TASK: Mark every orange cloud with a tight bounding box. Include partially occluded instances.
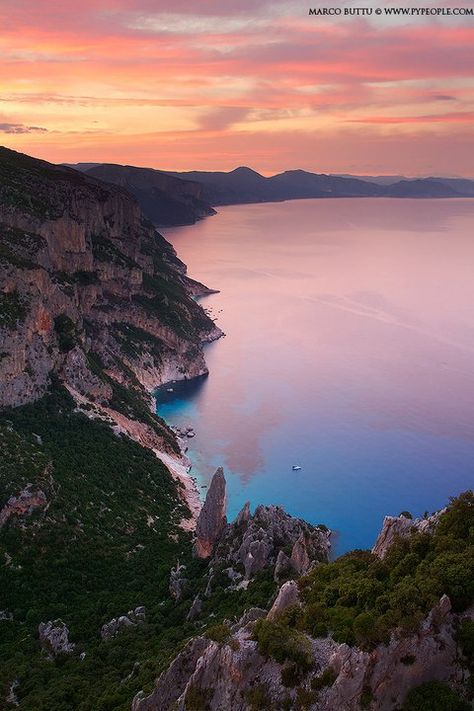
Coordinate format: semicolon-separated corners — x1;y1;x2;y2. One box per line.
0;1;473;175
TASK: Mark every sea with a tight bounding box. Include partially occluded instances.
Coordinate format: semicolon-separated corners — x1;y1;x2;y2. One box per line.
156;197;474;554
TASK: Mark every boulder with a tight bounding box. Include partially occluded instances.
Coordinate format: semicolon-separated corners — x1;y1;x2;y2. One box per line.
38;619;75;658
290;531;311;576
267;580;300;620
274;549;292;581
186;595;202;622
100;606;146;640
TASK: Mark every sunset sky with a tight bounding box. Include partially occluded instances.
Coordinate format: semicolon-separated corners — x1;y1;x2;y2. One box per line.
1;0;473;175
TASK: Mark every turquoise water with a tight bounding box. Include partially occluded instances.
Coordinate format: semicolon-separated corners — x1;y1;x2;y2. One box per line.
157;198;474;553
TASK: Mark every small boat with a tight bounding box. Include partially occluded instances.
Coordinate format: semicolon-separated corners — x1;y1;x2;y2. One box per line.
167;387;174;392
292;465;302;471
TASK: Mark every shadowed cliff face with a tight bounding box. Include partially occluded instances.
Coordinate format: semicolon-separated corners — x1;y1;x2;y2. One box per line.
0;146;221;451
79;163;217;227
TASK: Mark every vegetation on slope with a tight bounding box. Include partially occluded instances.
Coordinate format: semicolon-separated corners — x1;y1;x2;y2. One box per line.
0;386;278;710
255;493;474;668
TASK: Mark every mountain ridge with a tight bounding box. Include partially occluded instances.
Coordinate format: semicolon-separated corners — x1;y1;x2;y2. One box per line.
68;162;474;213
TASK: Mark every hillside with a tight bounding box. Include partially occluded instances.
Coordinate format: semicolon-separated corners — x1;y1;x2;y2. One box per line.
67;163;474;220
70;163;216;226
0;146;222;706
163;167;474;205
134;488;474;711
0;147;472;711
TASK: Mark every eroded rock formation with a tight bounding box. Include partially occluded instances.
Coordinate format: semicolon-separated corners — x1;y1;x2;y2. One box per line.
372;509;444;559
0;486;47;529
38;619;75;659
0;147;221;460
132;594;471;711
193;467;227;558
208;500;331;587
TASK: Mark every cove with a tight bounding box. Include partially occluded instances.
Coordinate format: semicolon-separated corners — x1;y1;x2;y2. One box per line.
156;197;474;553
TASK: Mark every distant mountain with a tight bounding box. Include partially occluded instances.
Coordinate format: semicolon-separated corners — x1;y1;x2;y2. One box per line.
333;174;409;185
334;174;474;193
69;163;474;217
164;167;474;204
68;163;216;226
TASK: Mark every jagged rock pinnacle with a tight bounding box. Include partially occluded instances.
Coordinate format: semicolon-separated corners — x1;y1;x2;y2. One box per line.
193;467;227;559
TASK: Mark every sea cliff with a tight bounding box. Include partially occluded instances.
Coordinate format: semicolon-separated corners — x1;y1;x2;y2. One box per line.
0;148;472;711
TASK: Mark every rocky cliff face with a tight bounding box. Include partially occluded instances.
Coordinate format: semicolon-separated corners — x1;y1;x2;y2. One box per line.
80;163;216;227
133;593;471;711
191;469;331;595
135;498;473;711
0;147;221;457
371;510;444;559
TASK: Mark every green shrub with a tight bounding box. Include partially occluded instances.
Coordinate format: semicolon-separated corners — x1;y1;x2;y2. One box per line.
457;621;474;668
245;683;271;710
360;684;374;708
402;681;470;711
54;313;78;352
310;666;337;691
204;623;232;644
298;492;474;650
0;290;28;328
253;619;313;672
184;684;212;711
295;685;318;709
281;661;304;688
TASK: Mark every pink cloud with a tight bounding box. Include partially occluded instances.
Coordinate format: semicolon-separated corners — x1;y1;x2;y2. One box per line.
0;1;472;174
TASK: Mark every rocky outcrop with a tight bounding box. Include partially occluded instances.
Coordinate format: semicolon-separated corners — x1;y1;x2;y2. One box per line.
79;163;217;227
132;595;472;711
193;467;227;559
372;509;444;559
132;637;210;711
169;562;188;602
319;594;466;711
0;486;47;529
38;619;75;659
101;606;146;640
208;501;331;587
267;580;300;620
186;595;202;622
0;148;221;457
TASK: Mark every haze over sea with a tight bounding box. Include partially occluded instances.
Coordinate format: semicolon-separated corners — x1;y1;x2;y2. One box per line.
157;198;474;553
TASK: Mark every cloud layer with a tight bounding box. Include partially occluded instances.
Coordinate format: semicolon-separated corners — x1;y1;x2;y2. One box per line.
0;0;473;174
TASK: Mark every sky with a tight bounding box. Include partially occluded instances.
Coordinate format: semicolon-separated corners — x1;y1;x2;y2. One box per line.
0;0;473;175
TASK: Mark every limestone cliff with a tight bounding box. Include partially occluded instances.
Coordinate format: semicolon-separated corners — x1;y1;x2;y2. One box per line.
133;594;472;711
371;509;444;559
0;147;222;457
134;496;473;711
80;163;217;227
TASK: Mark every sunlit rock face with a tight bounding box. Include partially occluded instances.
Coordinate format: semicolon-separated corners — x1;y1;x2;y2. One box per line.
0;147;221;445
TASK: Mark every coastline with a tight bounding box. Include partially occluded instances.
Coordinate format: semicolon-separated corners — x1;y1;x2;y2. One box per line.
153;449;202;531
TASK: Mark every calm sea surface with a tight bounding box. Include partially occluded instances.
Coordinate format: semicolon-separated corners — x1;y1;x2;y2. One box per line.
158;198;474;553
